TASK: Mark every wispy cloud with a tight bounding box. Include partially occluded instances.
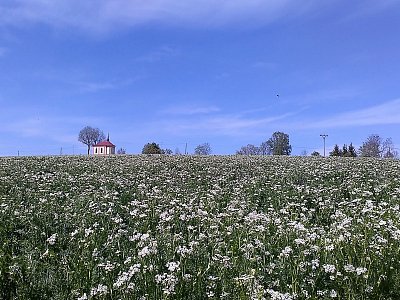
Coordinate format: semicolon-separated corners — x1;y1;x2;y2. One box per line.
0;113;104;143
161;105;220;115
0;0;324;33
136;46;179;63
158;110;296;137
308;98;400;128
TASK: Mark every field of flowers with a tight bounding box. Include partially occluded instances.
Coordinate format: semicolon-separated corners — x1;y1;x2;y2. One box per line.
1;155;400;299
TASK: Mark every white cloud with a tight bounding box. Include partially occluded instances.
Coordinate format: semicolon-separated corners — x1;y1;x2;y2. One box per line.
0;0;321;33
309;98;400;128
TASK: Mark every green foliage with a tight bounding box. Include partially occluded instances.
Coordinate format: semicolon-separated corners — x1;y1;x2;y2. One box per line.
330;143;357;157
266;131;292;155
348;143;357;157
142;142;163;154
330;144;342;157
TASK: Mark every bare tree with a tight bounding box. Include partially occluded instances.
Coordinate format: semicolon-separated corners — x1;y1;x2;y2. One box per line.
236;144;260;155
259;141;269;155
382;137;398;158
359;134;382;157
117;148;126;155
163;148;173;155
78;126;105;155
300;150;308;156
194;143;212;155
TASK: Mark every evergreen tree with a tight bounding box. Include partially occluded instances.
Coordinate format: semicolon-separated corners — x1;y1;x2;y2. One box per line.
348;143;357;157
342;144;349;157
329;144;342;157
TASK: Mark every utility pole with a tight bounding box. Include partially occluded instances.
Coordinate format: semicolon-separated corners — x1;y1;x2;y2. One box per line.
184;143;188;155
320;134;328;157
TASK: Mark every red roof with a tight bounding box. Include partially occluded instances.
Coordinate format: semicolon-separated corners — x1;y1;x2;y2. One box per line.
94;140;115;147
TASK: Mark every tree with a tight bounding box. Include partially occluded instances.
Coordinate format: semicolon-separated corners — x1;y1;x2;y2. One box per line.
382;138;398;158
311;151;321;156
194;143;212;155
163;148;173;155
142;142;163;154
236;144;260;155
300;150;308;156
266;131;292;155
117;148;126;155
342;144;348;157
259;141;269;155
348;143;357;157
359;134;382;157
78;126;105;156
329;144;342;157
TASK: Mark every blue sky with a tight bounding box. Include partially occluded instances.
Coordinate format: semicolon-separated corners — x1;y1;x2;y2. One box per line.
1;0;400;156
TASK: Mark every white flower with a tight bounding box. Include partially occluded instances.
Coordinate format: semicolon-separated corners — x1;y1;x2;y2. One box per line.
330;289;337;298
266;289;295;300
323;264;336;274
90;284;108;297
138;246;150;257
84;228;94;237
46;233;57;245
280;246;293;257
166;261;180;272
77;293;87;300
311;259;319;270
356;267;368;276
325;244;334;251
344;264;355;273
294;238;306;245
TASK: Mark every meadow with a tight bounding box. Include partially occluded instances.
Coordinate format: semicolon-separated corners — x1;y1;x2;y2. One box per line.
1;155;400;299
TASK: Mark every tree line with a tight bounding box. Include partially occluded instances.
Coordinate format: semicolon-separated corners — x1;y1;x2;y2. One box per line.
78;126;397;158
328;134;397;158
